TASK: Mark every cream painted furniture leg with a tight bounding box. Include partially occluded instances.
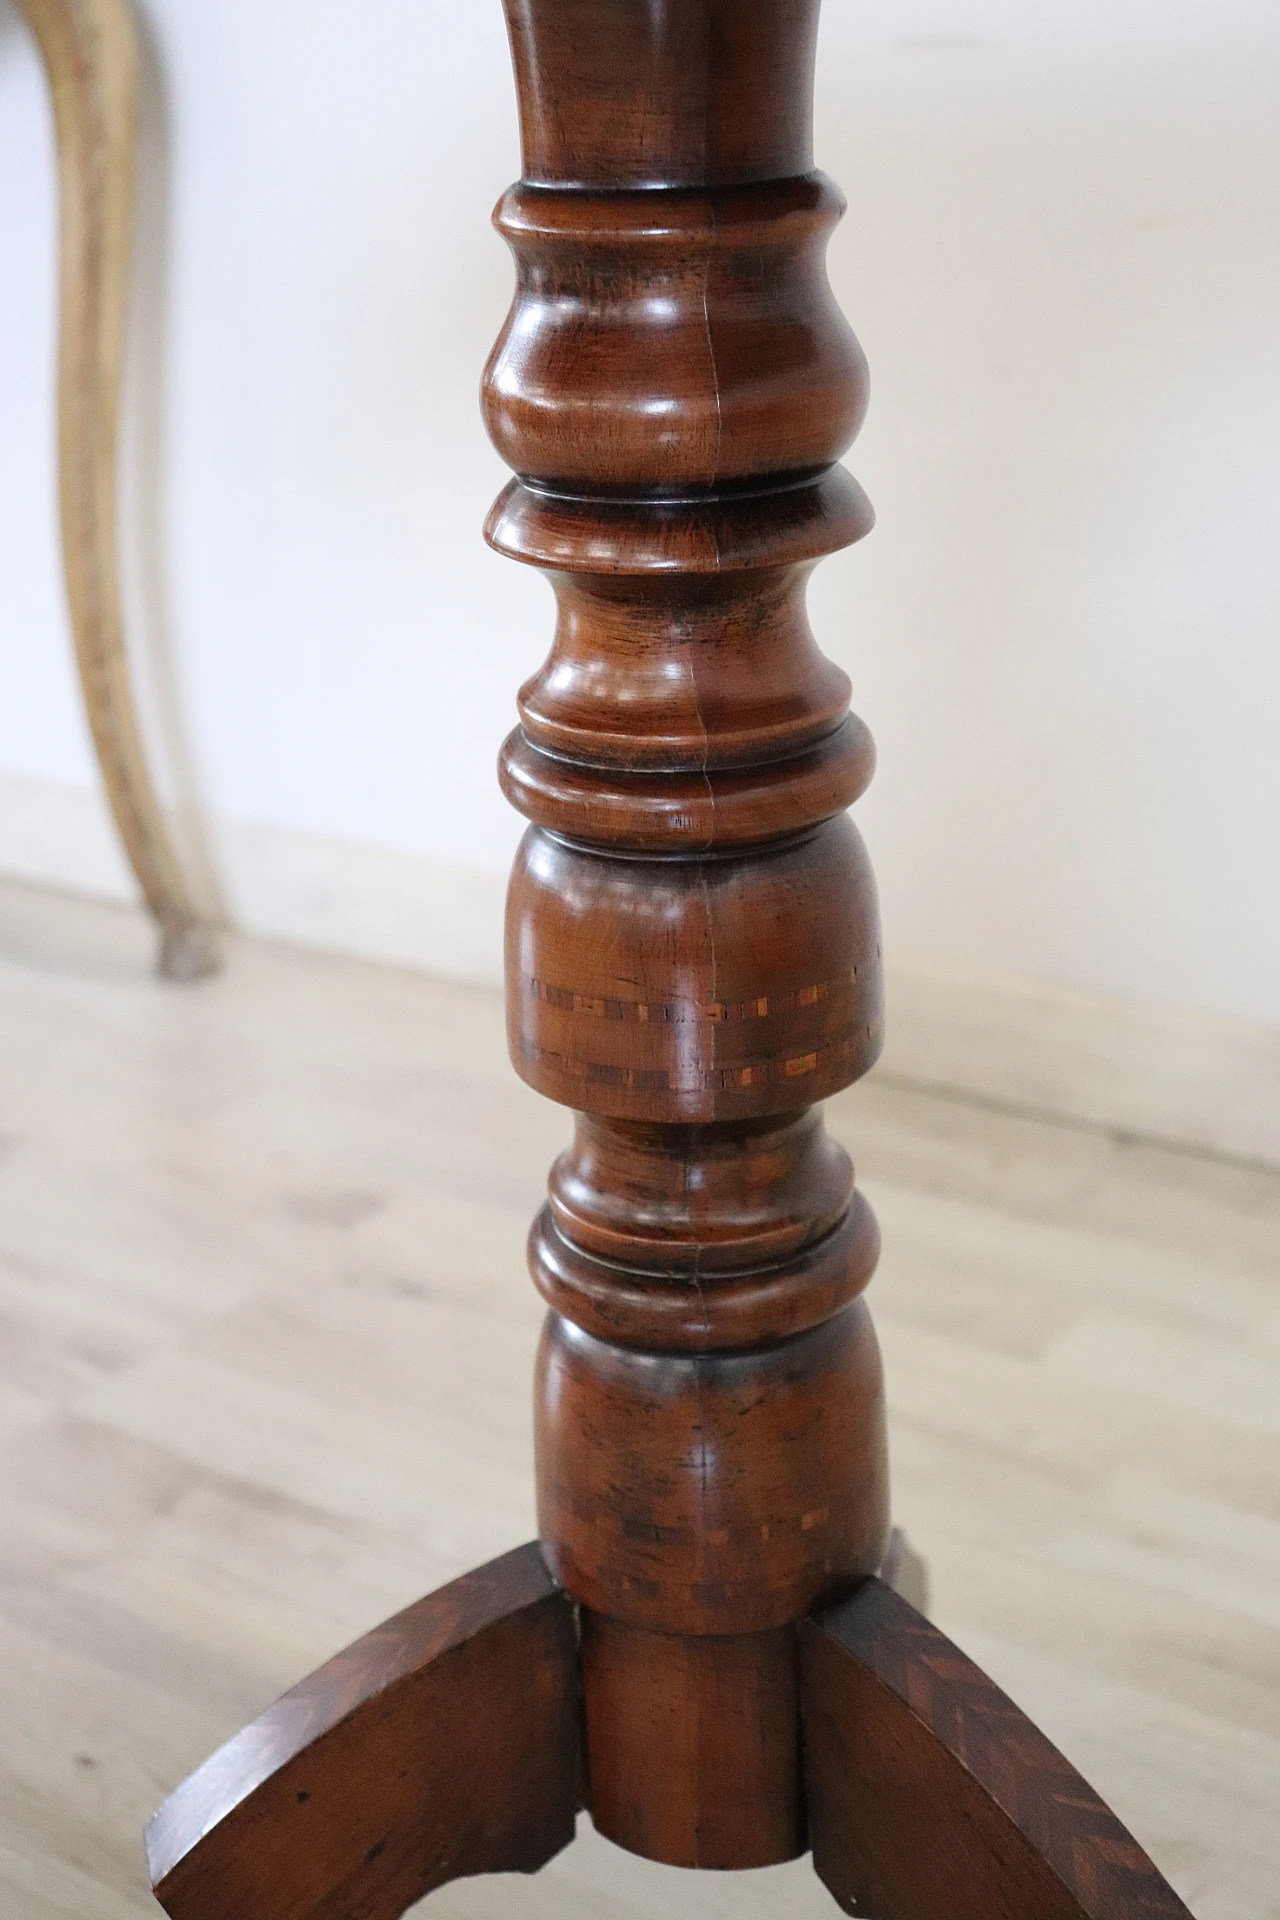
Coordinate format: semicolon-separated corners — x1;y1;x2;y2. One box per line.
17;0;218;979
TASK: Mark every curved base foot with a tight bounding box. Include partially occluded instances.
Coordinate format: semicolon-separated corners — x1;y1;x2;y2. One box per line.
145;1543;578;1920
802;1577;1194;1920
146;1548;1194;1919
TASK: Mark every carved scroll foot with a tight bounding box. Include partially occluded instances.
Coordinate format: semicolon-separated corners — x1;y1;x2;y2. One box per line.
802;1577;1194;1920
18;0;220;980
144;1543;579;1920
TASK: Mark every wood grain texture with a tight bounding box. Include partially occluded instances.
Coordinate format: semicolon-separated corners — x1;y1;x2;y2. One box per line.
498;712;876;853
506;819;884;1125
10;0;1209;1901
535;1300;889;1637
484;0;894;1864
547;1111;859;1275
501;0;823;191
529;1187;880;1353
580;1615;804;1869
483;174;866;494
16;0;217;979
0;879;1267;1918
802;1577;1195;1920
145;1544;579;1920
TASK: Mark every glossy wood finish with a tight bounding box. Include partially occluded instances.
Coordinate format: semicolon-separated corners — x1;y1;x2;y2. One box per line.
485;175;866;495
502;0;822;190
145;1544;578;1920
16;0;218;980
507;819;883;1124
535;1301;888;1638
547;1109;860;1274
486;0;891;1865
530;1179;881;1352
133;0;1201;1906
803;1578;1194;1920
580;1616;803;1870
6;882;1260;1917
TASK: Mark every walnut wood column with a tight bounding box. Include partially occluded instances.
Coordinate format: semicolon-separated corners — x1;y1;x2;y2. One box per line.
485;0;889;1868
141;14;1200;1912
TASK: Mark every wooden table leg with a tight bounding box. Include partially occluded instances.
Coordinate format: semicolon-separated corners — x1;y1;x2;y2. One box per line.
142;4;1199;1911
803;1578;1193;1920
18;0;218;979
145;1545;579;1920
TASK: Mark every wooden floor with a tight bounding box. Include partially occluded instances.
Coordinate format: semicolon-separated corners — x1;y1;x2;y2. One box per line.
1;878;1276;1920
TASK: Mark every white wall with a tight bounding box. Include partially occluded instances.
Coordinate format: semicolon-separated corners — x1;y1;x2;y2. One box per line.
2;0;1278;1026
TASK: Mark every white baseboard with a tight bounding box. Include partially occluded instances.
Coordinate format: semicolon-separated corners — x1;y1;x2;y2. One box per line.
2;770;1276;1167
0;770;138;905
0;770;506;987
877;964;1279;1170
218;812;506;989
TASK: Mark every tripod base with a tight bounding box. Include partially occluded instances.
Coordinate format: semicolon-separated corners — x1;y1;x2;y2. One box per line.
145;1546;578;1920
145;1542;1191;1920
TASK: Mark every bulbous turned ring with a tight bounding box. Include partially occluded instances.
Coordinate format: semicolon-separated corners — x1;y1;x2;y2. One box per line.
528;1190;881;1352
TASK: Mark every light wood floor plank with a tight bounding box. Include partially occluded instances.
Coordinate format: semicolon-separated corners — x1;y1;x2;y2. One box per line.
0;879;1275;1917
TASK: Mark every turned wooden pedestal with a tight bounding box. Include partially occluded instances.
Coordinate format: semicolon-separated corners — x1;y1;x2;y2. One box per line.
143;5;1195;1915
